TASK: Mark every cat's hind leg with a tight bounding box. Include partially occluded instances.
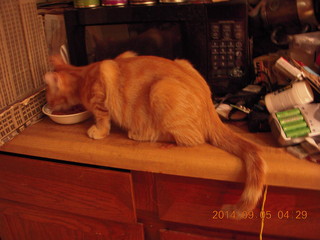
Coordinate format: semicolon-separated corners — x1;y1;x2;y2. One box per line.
169;128;205;146
150;78;206;146
128;129;174;144
127;129;162;142
128;130;151;141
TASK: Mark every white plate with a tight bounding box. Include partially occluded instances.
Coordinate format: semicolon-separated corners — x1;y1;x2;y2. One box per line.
42;104;92;124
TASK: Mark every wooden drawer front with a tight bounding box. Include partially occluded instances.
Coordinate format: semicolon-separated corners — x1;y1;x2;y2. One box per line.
156;174;320;240
156;174;262;234
0;199;144;240
0;154;136;224
160;229;230;240
262;186;320;240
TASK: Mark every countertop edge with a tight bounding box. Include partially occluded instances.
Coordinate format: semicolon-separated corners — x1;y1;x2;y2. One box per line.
1;118;320;191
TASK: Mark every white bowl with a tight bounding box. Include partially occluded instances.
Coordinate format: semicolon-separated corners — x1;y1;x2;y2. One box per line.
42;104;92;124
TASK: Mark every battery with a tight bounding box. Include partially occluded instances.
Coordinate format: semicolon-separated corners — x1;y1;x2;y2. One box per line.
276;108;301;120
74;0;100;8
279;115;304;125
285;127;311;138
282;120;307;132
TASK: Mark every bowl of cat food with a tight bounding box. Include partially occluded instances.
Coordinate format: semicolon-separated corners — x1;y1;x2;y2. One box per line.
42;104;92;124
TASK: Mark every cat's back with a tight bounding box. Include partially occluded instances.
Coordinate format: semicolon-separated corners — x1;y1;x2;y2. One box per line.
114;55;209;90
115;54;177;72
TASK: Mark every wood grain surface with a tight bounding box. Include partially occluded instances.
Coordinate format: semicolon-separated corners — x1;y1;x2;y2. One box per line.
0;154;136;224
1;117;320;191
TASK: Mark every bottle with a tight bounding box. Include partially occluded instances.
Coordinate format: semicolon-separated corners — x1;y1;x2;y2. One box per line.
74;0;100;8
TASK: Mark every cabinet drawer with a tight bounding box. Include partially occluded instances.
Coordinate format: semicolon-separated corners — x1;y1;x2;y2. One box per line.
0;154;136;224
155;174;262;234
156;174;320;239
262;186;320;239
0;199;144;240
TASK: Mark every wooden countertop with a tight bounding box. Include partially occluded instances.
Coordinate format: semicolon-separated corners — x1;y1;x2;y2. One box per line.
1;117;320;191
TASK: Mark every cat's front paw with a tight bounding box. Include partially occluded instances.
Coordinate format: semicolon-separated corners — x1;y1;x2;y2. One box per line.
87;125;108;139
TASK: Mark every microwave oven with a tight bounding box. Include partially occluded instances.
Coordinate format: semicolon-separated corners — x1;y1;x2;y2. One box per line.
64;0;251;96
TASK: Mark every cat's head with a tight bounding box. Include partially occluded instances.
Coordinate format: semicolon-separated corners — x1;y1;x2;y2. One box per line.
44;56;80;111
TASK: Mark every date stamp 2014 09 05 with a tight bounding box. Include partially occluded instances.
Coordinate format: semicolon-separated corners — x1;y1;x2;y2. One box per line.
212;210;308;220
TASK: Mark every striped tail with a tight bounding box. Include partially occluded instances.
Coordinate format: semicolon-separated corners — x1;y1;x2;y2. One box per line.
209;118;266;218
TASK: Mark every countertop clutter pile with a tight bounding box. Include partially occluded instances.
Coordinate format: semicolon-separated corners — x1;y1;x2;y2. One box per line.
217;31;320;163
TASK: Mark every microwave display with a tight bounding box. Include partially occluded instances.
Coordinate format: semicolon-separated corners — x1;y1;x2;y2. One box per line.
64;0;250;96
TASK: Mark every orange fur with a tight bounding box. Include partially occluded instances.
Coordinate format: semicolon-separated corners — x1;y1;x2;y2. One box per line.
44;52;266;217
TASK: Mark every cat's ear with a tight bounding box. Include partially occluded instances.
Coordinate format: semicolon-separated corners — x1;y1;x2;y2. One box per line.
44;72;62;91
49;55;65;69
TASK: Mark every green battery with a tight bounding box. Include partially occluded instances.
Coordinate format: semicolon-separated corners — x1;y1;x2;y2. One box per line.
282;120;307;132
279;115;304;125
276;108;301;119
285;127;311;138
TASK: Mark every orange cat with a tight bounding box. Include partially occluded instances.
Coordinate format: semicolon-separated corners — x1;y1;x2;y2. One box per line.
44;51;266;217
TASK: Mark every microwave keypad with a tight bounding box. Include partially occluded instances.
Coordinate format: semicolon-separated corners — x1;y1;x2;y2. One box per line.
210;21;245;78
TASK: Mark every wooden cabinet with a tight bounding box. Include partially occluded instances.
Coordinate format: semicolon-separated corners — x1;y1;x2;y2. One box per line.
133;172;320;240
0;154;143;240
0;153;320;240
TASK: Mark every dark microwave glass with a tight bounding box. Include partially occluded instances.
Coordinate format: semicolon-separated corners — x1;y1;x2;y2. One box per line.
85;23;184;63
64;1;250;96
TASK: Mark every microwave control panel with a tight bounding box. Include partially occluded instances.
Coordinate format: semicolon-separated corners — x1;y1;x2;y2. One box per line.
210;20;246;79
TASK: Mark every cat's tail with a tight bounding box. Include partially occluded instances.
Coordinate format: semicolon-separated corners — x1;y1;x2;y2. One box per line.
208;111;266;218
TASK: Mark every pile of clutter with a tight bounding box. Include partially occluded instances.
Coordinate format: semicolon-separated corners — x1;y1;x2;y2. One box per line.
216;31;320;163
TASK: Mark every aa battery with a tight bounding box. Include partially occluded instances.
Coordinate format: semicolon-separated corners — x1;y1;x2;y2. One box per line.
276;108;311;139
285;127;311;138
282;120;307;132
278;115;304;125
276;108;301;119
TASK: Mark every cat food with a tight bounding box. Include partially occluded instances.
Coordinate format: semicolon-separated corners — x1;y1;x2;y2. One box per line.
52;104;86;115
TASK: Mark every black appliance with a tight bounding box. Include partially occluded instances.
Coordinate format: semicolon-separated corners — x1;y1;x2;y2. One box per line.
64;0;250;96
